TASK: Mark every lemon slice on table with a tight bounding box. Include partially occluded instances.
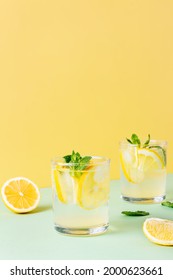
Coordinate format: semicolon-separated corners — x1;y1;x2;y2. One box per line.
143;218;173;246
1;177;40;213
120;148;164;184
77;166;110;210
53;168;77;204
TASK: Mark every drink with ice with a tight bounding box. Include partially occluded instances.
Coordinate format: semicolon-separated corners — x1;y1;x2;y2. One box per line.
119;134;167;203
52;151;110;235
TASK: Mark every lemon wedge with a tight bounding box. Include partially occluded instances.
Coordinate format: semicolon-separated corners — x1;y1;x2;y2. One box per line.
1;177;40;213
143;218;173;246
120;148;164;184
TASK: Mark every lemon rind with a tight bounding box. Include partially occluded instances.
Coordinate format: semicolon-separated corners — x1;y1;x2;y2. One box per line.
120;148;165;183
143;218;173;246
1;177;40;213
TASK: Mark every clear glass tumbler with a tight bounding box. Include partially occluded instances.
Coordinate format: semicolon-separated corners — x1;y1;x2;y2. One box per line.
119;140;167;203
51;156;110;236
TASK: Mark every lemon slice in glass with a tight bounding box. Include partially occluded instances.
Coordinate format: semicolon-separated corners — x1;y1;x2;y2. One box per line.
120;148;164;184
53;168;77;204
143;218;173;246
120;146;138;183
138;148;164;170
77;166;110;210
1;177;40;213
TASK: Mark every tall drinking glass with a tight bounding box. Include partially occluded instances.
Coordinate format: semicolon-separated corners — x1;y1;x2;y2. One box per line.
119;140;167;203
51;156;110;236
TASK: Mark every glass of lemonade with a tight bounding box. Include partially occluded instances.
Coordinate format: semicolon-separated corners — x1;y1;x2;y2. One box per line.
119;135;167;203
51;152;110;236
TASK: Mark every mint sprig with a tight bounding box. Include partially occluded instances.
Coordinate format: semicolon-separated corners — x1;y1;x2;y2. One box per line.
63;151;92;177
63;155;71;163
126;133;150;148
126;134;166;165
126;134;141;146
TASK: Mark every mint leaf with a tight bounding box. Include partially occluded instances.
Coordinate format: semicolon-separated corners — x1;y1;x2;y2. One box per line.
126;134;141;146
143;134;150;148
131;134;141;145
122;210;150;216
161;201;173;208
125;134;166;165
63;151;92;177
126;133;152;148
77;156;92;171
126;138;133;144
63;155;71;163
71;150;81;162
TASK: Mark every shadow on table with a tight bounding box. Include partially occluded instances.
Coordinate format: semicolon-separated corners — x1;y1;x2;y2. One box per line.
29;204;52;214
108;217;144;235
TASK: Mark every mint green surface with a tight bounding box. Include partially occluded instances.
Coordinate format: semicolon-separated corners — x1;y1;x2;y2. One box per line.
0;175;173;260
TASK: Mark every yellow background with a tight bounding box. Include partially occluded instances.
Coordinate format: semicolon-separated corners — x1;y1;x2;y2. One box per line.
0;0;173;187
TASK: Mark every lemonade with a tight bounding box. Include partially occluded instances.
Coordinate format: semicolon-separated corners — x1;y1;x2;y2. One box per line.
51;152;110;235
119;134;167;203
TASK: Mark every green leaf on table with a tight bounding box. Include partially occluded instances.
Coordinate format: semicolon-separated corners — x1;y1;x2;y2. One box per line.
161;201;173;208
121;210;150;216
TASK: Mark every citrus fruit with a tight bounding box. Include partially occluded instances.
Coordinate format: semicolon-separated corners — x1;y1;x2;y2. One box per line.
1;177;40;213
120;146;138;183
138;149;164;171
77;166;110;210
143;218;173;246
53;168;77;204
53;164;110;210
120;148;164;183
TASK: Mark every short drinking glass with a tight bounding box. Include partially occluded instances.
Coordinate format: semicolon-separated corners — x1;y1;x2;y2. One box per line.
51;156;110;236
119;140;167;203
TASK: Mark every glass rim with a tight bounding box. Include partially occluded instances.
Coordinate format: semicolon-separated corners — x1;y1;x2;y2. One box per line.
51;155;110;167
119;139;168;147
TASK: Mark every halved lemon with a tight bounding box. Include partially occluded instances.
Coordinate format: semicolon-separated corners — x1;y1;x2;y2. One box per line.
1;177;40;213
120;148;164;183
143;218;173;246
77;166;110;210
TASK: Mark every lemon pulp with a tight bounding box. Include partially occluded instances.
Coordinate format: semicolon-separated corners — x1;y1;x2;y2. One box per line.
1;177;40;213
120;148;164;184
53;165;110;210
143;218;173;246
